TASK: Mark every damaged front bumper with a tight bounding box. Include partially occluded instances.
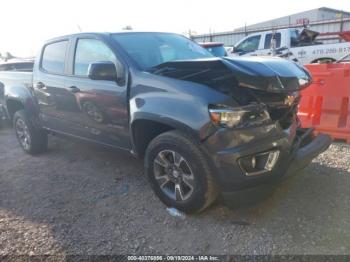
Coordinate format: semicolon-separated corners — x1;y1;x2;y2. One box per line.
203;121;332;195
220;130;331;207
284;129;332;177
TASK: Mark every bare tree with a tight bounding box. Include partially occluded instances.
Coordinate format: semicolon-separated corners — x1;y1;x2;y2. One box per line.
2;52;16;62
122;25;133;30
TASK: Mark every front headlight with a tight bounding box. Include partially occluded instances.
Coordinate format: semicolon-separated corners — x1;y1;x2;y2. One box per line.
209;104;271;128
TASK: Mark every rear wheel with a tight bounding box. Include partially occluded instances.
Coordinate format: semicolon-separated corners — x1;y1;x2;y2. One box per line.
312;58;335;64
145;130;218;213
13;110;48;154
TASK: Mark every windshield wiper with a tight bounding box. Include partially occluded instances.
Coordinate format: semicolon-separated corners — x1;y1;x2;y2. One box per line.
178;69;211;80
149;66;179;75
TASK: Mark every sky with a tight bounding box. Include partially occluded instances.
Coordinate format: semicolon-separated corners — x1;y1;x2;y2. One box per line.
0;0;349;57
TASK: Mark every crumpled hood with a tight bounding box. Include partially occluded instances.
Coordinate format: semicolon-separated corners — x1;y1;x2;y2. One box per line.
299;28;319;43
149;56;312;93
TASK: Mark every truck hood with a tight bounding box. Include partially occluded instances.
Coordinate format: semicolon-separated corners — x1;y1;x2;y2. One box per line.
149;56;312;94
298;28;320;43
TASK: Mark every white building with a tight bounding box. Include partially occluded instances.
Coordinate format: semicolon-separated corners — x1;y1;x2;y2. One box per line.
192;7;350;46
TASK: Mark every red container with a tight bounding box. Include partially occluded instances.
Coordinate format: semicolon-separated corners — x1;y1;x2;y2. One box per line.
298;63;350;143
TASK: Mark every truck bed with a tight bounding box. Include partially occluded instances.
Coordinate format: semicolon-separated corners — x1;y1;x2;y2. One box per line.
0;71;33;89
0;71;33;119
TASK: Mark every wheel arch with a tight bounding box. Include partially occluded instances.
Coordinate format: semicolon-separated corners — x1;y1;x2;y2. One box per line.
131;116;200;158
5;98;25;120
310;57;336;64
4;83;39;120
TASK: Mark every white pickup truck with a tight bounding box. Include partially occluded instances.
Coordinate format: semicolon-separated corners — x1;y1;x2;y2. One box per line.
230;28;350;64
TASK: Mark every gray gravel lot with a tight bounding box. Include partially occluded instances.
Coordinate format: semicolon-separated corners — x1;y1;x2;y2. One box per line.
0;125;350;255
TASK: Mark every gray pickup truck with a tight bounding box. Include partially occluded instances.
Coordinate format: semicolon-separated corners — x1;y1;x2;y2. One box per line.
0;32;331;212
0;60;34;126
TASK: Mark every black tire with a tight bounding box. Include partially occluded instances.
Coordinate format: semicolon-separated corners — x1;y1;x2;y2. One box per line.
312;58;336;64
145;130;218;213
13;110;48;154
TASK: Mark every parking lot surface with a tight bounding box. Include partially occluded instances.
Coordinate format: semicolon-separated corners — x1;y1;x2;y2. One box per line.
0;125;350;255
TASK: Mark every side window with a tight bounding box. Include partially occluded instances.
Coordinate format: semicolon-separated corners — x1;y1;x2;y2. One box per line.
236;35;261;53
264;33;281;49
290;30;300;47
74;39;117;76
41;41;68;74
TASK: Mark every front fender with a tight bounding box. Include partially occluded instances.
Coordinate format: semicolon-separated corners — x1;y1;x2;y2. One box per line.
129;88;219;142
131;110;201;141
128;70;230;142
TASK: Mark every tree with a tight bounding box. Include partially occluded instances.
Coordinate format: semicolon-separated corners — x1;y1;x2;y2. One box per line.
122;25;133;30
2;52;16;62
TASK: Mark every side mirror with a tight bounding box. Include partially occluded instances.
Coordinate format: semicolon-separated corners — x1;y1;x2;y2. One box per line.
88;61;117;81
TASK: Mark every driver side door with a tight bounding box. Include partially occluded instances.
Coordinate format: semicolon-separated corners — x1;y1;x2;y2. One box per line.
62;37;131;149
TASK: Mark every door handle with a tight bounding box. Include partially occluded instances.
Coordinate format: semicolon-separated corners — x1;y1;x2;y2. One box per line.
35;82;46;89
68;86;80;93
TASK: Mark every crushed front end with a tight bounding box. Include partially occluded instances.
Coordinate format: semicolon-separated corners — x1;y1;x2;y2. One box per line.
200;58;332;194
151;56;332;194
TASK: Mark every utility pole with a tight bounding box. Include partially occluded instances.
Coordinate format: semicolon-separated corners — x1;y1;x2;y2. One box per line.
340;12;344;43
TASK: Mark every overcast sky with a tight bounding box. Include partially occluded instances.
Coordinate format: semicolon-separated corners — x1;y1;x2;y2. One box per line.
0;0;349;57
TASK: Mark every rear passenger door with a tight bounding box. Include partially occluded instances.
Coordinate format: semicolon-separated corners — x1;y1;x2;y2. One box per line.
33;39;72;130
63;37;131;149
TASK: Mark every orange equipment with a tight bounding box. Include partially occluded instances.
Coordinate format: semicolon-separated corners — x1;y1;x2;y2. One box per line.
339;31;350;42
298;63;350;143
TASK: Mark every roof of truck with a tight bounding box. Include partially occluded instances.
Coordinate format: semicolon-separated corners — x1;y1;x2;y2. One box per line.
45;31;178;43
199;42;224;47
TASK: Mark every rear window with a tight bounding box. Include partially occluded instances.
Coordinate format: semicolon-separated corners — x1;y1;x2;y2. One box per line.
0;62;34;72
41;41;68;74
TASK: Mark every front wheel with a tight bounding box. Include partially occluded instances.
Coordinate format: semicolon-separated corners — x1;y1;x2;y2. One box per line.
145;131;218;213
13;110;48;154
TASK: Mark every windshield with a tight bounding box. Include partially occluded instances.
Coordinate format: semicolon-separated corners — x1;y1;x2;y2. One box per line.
204;46;227;57
111;33;213;70
235;35;261;53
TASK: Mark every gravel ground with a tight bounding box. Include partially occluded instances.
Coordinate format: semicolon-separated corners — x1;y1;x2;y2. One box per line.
0;125;349;255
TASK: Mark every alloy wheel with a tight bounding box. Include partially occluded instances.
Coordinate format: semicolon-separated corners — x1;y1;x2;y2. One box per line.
15;118;31;150
153;150;195;201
